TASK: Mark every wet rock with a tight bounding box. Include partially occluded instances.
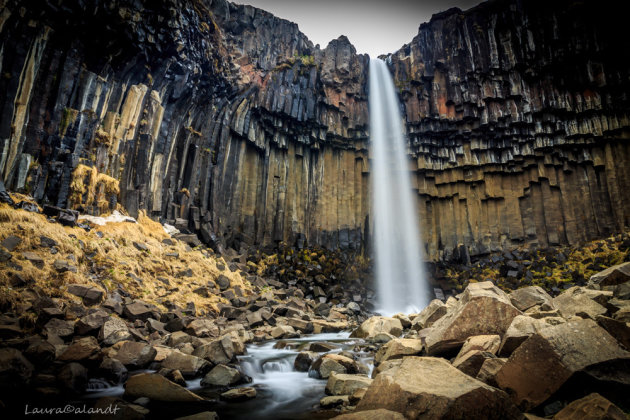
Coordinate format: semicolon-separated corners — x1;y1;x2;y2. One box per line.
67;284;104;305
294;351;319;372
425;282;521;356
374;338;423;364
113;341;157;369
57;362;88;394
589;262;630;288
553;393;625;420
0;348;34;388
161;351;210;378
58;336;101;362
325;372;373;396
200;364;241;388
220;387;256;401
350;316;403;339
509;286;553;312
98;357;128;384
312;354;359;379
124;373;205;402
357;357;520;419
495;318;630;410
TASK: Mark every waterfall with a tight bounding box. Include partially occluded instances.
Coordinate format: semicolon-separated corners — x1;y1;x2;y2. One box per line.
369;58;429;315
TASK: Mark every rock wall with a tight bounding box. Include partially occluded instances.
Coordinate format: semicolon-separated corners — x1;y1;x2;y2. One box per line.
389;0;630;260
0;0;370;251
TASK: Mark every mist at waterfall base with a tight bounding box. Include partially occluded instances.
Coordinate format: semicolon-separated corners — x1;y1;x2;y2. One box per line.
369;58;430;316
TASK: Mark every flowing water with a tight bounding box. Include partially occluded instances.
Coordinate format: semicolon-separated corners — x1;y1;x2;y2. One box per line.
83;333;371;419
369;58;430;315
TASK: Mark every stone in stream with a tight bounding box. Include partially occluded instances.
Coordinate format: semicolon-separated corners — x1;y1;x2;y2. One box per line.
357;357;521;419
270;325;297;339
320;395;349;408
311;354;360;379
220;387;256;401
98;357;128;384
57;362;88;394
350;316;403;339
124;373;205;402
200;364;241;388
495;318;630;411
294;351;319;372
425;281;521;356
161;351;210;378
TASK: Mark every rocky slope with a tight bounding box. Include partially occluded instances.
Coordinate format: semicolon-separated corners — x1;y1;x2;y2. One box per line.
389;0;630;260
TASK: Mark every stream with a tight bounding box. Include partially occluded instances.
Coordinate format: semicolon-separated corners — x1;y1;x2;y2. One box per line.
84;332;372;419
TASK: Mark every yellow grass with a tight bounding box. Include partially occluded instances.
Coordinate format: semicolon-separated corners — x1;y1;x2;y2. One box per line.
0;203;251;316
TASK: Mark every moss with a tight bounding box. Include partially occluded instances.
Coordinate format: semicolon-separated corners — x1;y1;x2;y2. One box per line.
60;107;79;137
69;164;120;212
93;128;112;146
185;126;202;137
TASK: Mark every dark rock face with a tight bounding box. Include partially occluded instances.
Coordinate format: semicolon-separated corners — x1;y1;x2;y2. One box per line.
0;0;369;252
388;0;630;260
1;0;629;259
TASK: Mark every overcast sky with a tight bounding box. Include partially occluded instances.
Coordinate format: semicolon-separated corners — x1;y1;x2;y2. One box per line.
235;0;483;57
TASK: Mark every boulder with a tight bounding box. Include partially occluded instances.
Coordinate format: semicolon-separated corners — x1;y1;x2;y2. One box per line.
99;317;132;346
596;315;630;349
350;316;403;339
373;338;423;365
552;287;608;319
453;350;497;377
330;409;406;420
200;364;241;388
186;319;220;338
124;373;205;402
458;335;501;357
216;275;231;291
123;301;158;322
169;331;193;347
67;284;104;305
22;252;44;268
589;262;630;288
58;362;88;394
75;310;109;335
286;318;314;333
57;336;101;362
192;335;239;365
246;310;264;328
270;325;297;339
476;357;507;386
357;357;520;419
509;286;553;312
220;387;256;401
312;354;359;379
495;318;630;410
614;281;630;300
553;393;625;420
161;351;210;378
308;342;339;353
294;351;319;372
498;315;553;357
411;299;447;329
325;372;373;396
113;342;157;369
0;348;34;388
98;357;128;384
425;282;521;355
44;318;75;339
1;235;22;251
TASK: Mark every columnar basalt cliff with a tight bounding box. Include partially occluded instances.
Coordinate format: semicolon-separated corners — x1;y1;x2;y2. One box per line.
388;0;630;260
0;0;370;252
1;0;629;260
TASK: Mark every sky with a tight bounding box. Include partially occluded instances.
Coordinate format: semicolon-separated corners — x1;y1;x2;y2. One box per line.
235;0;483;57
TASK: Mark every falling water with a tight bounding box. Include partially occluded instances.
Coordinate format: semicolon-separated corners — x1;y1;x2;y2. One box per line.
369;58;429;315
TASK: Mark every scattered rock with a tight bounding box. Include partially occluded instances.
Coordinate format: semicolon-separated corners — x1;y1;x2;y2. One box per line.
124;373;205;402
44;318;75;339
75;310;109;335
294;351;319;372
411;299;447;329
216;275;231;291
67;284;104;305
1;235;22;252
509;286;553;312
132;242;148;252
161;351;210;378
98;357;128;384
552;287;608;319
113;341;157;369
270;325;297;339
186;319;220;338
22;252;44;268
357;357;521;419
99;317;132;346
58;336;101;362
312;354;359;379
374;338;423;364
452;350;497;377
476;357;507;386
123;301;158;322
589;262;630;288
495;318;630;410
